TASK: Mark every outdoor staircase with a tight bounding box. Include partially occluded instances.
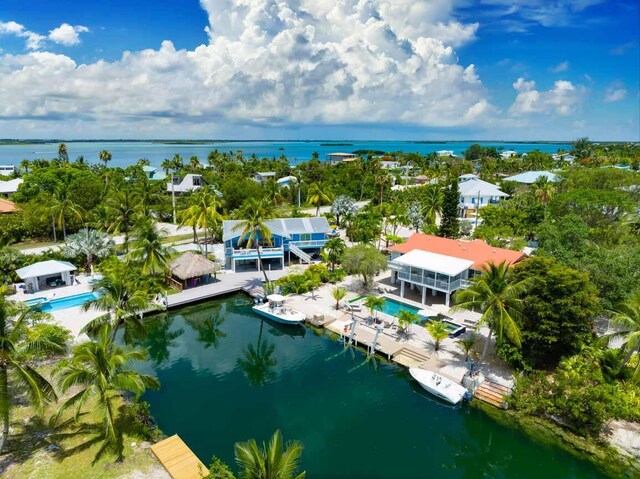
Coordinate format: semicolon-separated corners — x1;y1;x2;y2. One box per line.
289;243;313;264
474;379;512;409
392;346;431;367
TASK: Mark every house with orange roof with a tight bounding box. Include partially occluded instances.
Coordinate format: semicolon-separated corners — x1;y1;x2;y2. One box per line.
387;233;526;306
0;198;18;214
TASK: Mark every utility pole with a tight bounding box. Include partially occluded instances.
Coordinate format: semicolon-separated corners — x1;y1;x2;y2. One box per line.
171;173;177;224
474;189;481;228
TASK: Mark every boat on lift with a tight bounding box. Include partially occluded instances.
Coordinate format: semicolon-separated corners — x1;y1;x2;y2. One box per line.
252;294;306;325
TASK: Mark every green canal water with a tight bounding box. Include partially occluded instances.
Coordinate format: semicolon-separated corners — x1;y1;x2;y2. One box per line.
130;294;612;479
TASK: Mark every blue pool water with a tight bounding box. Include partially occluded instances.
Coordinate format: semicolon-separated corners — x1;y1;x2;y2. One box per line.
25;292;99;312
379;297;421;317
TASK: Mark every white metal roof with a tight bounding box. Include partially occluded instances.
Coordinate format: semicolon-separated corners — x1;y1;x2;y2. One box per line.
15;260;77;279
392;250;474;276
223;217;331;242
0;178;23;194
503;170;561;184
458;178;508;198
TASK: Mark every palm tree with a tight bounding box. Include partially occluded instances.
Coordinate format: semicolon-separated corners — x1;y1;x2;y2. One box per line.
179;187;223;258
63;228;115;269
607;291;640;379
331;286;348;310
264;180;285;206
426;320;449;351
82;272;155;342
58;143;69;163
306;182;332;216
0;293;60;453
19;159;31;174
129;218;171;276
234;430;306;479
455;333;478;361
397;310;418;336
188;155;200;171
237;320;277;386
363;296;385;321
232;198;276;284
452;261;530;364
47;185;85;240
161;159;173;176
322;237;346;271
105;187;136;254
99;150;112;168
422;185;442;225
532;176;555;206
56;324;159;464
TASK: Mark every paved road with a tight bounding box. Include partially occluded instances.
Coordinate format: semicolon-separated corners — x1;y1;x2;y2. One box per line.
301;200;369;216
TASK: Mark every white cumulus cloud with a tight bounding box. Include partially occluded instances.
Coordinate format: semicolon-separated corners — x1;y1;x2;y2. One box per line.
0;0;494;134
48;23;89;46
0;20;45;50
510;77;583;116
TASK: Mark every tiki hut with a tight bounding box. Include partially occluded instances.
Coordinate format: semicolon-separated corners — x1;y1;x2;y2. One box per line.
168;252;218;291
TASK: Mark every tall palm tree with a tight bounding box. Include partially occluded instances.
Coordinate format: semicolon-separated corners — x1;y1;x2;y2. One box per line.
63;228;115;269
129;219;171;276
133;176;164;218
232;198;276;284
99;150;112;168
264;180;285;206
607;291;640;379
0;293;60;453
58;143;69;163
452;261;530;364
532;176;556;206
322;237;346;271
363;296;386;321
56;324;159;464
306;182;332;216
426;320;449;351
422;185;442;225
179;187;223;258
234;430;306;479
47;185;85;240
189;155;200;171
82;272;155;342
105;187;136;254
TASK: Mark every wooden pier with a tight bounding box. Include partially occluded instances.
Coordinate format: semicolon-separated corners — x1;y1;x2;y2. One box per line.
150;434;207;479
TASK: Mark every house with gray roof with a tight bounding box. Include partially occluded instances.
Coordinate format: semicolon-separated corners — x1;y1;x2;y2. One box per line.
222;217;331;272
458;177;509;219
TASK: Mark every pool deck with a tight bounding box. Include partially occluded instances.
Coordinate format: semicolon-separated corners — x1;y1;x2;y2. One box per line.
150;434;207;479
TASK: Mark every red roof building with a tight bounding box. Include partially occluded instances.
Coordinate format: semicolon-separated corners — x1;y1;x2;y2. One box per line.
0;198;18;214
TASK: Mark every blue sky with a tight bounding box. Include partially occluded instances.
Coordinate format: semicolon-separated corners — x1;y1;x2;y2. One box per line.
0;0;638;140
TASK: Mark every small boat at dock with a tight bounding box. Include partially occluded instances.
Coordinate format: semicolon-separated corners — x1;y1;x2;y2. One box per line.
409;367;469;405
252;294;306;325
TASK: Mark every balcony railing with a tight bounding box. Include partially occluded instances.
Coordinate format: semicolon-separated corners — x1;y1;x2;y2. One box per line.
227;246;284;257
288;239;328;248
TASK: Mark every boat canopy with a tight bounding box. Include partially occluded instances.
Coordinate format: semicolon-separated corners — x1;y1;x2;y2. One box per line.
267;294;287;302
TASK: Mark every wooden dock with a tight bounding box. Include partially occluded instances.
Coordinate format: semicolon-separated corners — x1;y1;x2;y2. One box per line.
150;434;207;479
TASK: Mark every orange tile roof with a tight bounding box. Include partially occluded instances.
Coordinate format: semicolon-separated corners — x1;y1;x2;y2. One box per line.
0;198;18;214
389;233;526;271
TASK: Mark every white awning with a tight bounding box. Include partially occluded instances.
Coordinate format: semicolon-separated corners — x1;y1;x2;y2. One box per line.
391;250;473;277
15;260;76;280
267;294;286;302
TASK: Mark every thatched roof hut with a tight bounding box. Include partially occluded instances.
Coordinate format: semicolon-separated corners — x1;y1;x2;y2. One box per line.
168;252;218;290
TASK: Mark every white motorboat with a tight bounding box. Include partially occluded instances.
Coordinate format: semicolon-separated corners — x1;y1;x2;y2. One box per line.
252;294;306;325
409;367;469;405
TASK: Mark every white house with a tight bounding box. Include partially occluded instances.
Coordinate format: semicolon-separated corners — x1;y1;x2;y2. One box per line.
0;165;16;176
458;177;508;218
504;170;561;184
326;152;357;165
436;150;455;157
277;175;297;188
459;173;479;183
142;166;167;181
16;260;77;293
167;174;204;194
253;172;277;183
500;150;518;159
380;160;400;169
0;178;23;197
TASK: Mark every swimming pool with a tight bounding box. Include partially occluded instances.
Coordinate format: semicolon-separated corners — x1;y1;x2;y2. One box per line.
25;292;99;312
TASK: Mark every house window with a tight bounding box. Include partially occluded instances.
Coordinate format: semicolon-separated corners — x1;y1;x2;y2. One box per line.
471;197;475;204
480;197;484;204
300;233;311;241
193;177;202;186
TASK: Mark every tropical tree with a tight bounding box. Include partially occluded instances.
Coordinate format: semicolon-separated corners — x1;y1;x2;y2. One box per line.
363;295;385;320
426;320;449;351
237;319;277;386
0;293;61;453
47;185;85;240
188;155;200;170
263;180;285;206
128;218;171;276
532;176;556;207
234;430;305;479
455;333;478;361
452;261;530;364
607;291;640;379
56;324;159;464
179;187;223;258
330;195;358;226
341;244;387;289
232;198;276;284
105;187;136;254
63;228;115;269
406;202;423;232
307;182;332;216
99;150;112;168
322;237;346;271
438;179;460;238
422;185;442;225
58;143;69;163
331;286;348;310
82;272;155;342
397;310;418;336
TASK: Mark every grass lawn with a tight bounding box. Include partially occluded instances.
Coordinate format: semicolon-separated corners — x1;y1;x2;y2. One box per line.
1;367;166;479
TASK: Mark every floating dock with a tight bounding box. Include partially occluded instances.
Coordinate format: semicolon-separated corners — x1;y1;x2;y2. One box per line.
150;434;207;479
